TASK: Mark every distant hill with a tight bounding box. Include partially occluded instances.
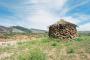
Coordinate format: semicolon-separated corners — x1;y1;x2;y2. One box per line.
78;31;90;36
0;25;47;34
30;28;47;33
0;26;10;33
10;26;31;33
0;25;90;34
79;31;90;33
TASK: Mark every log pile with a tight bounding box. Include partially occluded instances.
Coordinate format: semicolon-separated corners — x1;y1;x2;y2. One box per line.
48;19;78;40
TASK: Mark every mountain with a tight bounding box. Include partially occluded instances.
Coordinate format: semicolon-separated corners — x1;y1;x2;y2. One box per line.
78;31;90;36
10;26;31;33
11;26;47;33
30;28;47;33
0;26;10;33
0;25;47;34
79;31;90;34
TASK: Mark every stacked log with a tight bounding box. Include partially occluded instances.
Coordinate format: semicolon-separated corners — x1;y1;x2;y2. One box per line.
48;19;78;40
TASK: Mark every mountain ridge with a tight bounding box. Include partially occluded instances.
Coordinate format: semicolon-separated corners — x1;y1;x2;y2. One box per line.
0;25;47;33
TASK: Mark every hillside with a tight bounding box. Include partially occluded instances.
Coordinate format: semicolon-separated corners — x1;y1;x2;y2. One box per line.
0;25;47;34
30;28;47;33
10;26;31;33
0;26;10;33
78;31;90;36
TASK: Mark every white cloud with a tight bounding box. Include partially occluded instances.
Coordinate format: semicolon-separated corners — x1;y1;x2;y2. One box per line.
71;0;90;9
43;0;68;16
48;0;67;8
26;10;57;30
21;0;68;30
1;0;90;31
60;0;90;16
76;14;90;20
79;23;90;31
30;0;51;3
61;16;80;24
25;12;82;30
71;13;90;25
31;0;67;5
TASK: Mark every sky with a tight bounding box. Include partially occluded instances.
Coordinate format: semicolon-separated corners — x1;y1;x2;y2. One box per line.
0;0;90;31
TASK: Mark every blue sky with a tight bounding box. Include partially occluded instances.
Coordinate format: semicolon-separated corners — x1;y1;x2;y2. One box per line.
0;0;90;31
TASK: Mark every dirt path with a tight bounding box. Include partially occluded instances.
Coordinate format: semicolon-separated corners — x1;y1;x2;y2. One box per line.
0;52;13;60
0;39;36;60
0;40;26;60
0;40;17;46
0;38;36;47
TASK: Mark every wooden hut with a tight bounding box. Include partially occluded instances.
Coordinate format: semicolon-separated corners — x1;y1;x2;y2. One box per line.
48;19;78;40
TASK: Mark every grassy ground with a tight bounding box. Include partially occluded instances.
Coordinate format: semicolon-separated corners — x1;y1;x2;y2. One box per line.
0;35;90;60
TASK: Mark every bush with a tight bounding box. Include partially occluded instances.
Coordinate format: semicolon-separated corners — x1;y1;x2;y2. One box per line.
67;48;75;53
18;48;47;60
75;38;82;42
51;42;58;47
30;49;46;60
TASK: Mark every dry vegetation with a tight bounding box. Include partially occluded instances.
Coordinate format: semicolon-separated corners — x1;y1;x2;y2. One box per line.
0;33;90;60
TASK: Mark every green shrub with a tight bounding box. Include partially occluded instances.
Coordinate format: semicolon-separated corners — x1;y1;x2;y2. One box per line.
67;48;75;53
18;48;47;60
75;38;82;42
51;42;58;47
41;38;50;43
30;49;46;60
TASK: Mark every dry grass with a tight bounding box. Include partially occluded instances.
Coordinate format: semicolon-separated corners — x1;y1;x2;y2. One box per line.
0;34;90;60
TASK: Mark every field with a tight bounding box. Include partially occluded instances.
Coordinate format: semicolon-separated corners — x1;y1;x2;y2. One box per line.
0;33;90;60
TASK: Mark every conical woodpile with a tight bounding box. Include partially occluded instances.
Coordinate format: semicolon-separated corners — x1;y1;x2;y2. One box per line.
48;19;78;40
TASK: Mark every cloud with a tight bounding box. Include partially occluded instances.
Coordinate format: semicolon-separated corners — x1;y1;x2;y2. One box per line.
61;16;80;24
26;10;57;30
71;0;90;9
0;0;90;31
42;0;67;16
20;0;68;30
79;23;90;31
76;14;90;20
72;13;90;25
60;0;90;16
